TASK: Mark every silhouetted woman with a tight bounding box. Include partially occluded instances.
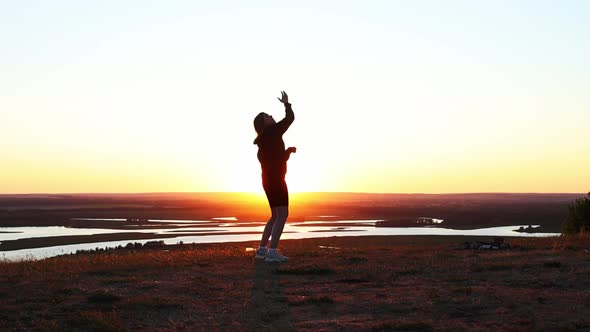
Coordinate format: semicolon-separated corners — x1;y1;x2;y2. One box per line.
253;91;296;262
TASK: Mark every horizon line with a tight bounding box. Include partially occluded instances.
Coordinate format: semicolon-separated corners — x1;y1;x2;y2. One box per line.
0;191;587;196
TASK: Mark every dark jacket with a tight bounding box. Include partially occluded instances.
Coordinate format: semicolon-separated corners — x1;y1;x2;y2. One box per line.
253;103;295;179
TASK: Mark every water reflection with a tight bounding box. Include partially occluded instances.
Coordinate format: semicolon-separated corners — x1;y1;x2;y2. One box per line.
0;218;560;260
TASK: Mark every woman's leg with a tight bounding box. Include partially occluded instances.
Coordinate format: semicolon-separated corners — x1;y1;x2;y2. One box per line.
259;208;277;247
262;175;289;250
269;206;289;249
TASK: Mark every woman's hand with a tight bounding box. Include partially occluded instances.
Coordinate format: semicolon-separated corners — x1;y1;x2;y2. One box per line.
277;90;289;104
285;147;297;161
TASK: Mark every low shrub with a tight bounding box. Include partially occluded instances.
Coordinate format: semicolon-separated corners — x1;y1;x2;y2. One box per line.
562;192;590;234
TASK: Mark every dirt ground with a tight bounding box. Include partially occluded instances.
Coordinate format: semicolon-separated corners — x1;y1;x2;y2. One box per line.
1;235;590;331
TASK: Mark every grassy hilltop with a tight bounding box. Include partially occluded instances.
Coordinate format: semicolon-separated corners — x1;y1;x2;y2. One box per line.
2;235;590;331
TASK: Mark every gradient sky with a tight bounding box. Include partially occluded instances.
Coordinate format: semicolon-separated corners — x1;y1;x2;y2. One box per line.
1;1;589;193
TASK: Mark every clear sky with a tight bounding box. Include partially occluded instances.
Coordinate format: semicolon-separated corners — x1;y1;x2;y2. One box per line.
1;1;589;193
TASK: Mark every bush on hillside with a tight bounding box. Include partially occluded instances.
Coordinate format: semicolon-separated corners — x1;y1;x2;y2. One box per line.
562;192;590;234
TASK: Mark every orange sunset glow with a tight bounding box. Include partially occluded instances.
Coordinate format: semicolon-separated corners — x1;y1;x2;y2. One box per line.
1;2;589;194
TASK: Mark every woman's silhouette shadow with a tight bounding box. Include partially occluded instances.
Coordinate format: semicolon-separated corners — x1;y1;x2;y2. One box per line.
251;260;293;330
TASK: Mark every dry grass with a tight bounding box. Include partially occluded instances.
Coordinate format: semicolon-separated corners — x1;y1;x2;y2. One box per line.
1;235;590;331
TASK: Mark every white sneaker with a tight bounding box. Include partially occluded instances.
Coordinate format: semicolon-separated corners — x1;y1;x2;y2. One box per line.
255;247;267;260
265;249;288;262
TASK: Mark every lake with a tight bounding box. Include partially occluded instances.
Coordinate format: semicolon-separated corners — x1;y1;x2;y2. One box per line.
0;218;560;260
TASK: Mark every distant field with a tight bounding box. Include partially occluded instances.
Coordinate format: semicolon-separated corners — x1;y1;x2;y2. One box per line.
0;192;583;232
0;204;150;211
